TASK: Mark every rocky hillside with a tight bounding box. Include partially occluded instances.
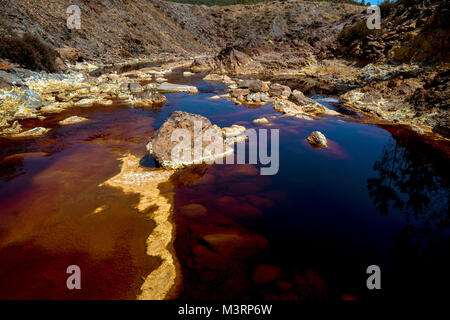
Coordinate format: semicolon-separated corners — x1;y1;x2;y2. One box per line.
0;0;363;62
0;0;209;62
153;0;363;48
335;0;449;64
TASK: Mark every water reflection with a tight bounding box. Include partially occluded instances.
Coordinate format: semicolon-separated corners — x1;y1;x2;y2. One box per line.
367;131;449;300
367;134;449;226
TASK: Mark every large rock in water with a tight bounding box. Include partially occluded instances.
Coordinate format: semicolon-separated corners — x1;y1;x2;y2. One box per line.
307;131;328;148
146;111;234;169
290;90;326;114
157;82;198;94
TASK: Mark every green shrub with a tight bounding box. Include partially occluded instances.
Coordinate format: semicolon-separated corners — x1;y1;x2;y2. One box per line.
0;33;58;72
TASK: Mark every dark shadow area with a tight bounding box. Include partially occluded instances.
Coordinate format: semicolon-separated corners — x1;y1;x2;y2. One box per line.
367;132;449;301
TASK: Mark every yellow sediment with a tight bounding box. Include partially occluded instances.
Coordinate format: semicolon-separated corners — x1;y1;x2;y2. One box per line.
100;154;177;300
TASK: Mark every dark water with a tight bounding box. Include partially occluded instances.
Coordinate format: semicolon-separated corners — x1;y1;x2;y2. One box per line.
0;71;448;300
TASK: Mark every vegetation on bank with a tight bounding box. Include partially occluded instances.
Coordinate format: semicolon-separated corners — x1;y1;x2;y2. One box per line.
0;33;58;72
164;0;365;6
379;0;395;16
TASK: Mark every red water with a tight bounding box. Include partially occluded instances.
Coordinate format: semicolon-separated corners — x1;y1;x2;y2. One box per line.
0;104;161;299
1;73;448;301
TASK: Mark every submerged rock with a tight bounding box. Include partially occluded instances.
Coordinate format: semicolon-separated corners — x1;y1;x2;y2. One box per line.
253;117;269;124
179;203;208;218
307;131;328;148
58;116;89;125
146;111;233;169
18;127;50;137
130;90;167;106
221;124;246;137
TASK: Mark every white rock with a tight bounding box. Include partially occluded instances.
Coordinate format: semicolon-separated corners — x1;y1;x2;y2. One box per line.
19;127;50;137
253;117;269;124
157;82;198;94
307;131;328;147
221;124;246;137
58;116;89;125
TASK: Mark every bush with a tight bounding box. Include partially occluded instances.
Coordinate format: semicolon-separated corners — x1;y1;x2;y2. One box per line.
0;33;58;72
379;0;395;17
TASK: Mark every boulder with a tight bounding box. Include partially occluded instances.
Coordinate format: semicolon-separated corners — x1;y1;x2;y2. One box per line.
269;83;291;98
129;82;143;94
20;89;42;109
1;120;22;134
290;90;326;114
215;48;253;74
221;124;246;137
307;131;328;147
0;62;14;71
0;71;24;87
203;73;235;84
18;127;50;137
230;88;250;100
55;57;67;71
146;111;233;169
253;117;269;124
239;79;263;93
0;77;11;90
130;90;166;106
157;82;198;94
56;46;84;63
191;56;217;73
14;106;38;119
58;116;89;125
247;92;261;102
155;77;168;83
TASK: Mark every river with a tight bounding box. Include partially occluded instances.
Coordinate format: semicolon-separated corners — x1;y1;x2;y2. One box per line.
0;70;448;300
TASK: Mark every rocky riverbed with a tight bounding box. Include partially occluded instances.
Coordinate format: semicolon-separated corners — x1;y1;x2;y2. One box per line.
2;56;448;145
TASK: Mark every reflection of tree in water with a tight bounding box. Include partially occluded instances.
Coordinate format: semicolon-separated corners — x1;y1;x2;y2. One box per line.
367;134;449;299
368;140;448;221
